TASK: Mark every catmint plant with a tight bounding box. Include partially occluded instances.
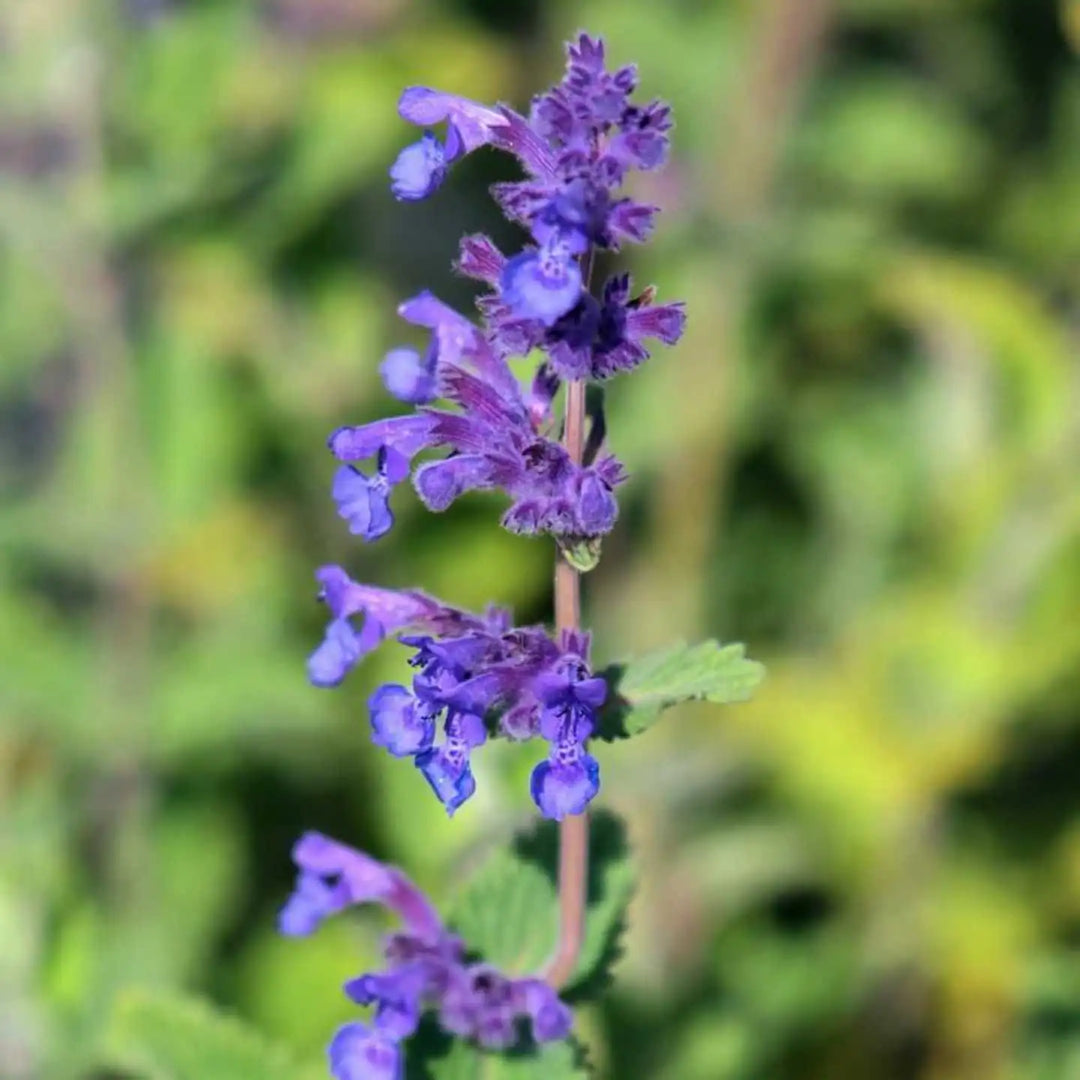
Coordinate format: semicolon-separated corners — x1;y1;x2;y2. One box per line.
281;33;763;1078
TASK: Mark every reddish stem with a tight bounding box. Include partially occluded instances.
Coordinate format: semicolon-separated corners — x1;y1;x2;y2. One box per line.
544;378;589;989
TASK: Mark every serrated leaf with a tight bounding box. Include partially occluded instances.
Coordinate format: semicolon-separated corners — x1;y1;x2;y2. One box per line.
447;851;556;975
597;640;765;740
448;812;634;995
105;988;321;1080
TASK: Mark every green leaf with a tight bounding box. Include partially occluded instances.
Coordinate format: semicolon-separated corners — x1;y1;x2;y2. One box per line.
597;640;765;740
105;988;321;1080
447;849;555;976
448;812;634;997
558;537;603;573
421;1035;589;1080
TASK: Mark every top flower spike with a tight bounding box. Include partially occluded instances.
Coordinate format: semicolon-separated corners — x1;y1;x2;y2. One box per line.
332;34;686;553
389;33;685;338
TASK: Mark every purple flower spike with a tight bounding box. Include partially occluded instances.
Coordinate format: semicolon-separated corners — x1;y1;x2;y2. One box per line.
500;243;582;326
530;750;600;820
305;571;617;820
325;282;628;546
289;29;697;1073
369;685;435;757
380;346;437;404
389;132;447;202
332;465;394;541
328;1023;403;1080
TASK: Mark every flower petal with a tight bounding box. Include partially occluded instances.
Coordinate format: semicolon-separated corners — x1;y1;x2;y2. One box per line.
307;618;364;688
380;347;437;404
389;132;447;201
369;684;435;757
530;753;600;819
332;466;394;541
499;245;582;326
328;1022;403;1080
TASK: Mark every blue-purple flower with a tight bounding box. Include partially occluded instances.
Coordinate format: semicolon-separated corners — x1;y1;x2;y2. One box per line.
500;241;583;325
332;467;391;542
369;684;435;757
460;251;684;384
379;346;437;405
388;131;446;202
414;710;486;814
306;565;487;688
280;833;573;1076
278;832;444;940
389;91;506;202
327;1024;402;1080
529;651;607;820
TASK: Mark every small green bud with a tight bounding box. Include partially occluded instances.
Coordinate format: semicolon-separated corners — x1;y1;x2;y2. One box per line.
560;536;603;573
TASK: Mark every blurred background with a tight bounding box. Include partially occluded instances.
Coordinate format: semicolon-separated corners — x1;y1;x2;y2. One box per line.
2;0;1080;1077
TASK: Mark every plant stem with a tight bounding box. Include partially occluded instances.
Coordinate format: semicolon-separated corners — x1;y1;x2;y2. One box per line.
545;376;589;989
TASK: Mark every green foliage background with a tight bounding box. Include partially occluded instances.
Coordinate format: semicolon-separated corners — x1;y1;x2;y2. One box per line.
2;0;1079;1077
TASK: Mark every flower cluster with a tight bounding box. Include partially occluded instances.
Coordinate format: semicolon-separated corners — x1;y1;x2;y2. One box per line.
280;833;572;1079
308;565;606;819
329;291;625;547
389;34;685;378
